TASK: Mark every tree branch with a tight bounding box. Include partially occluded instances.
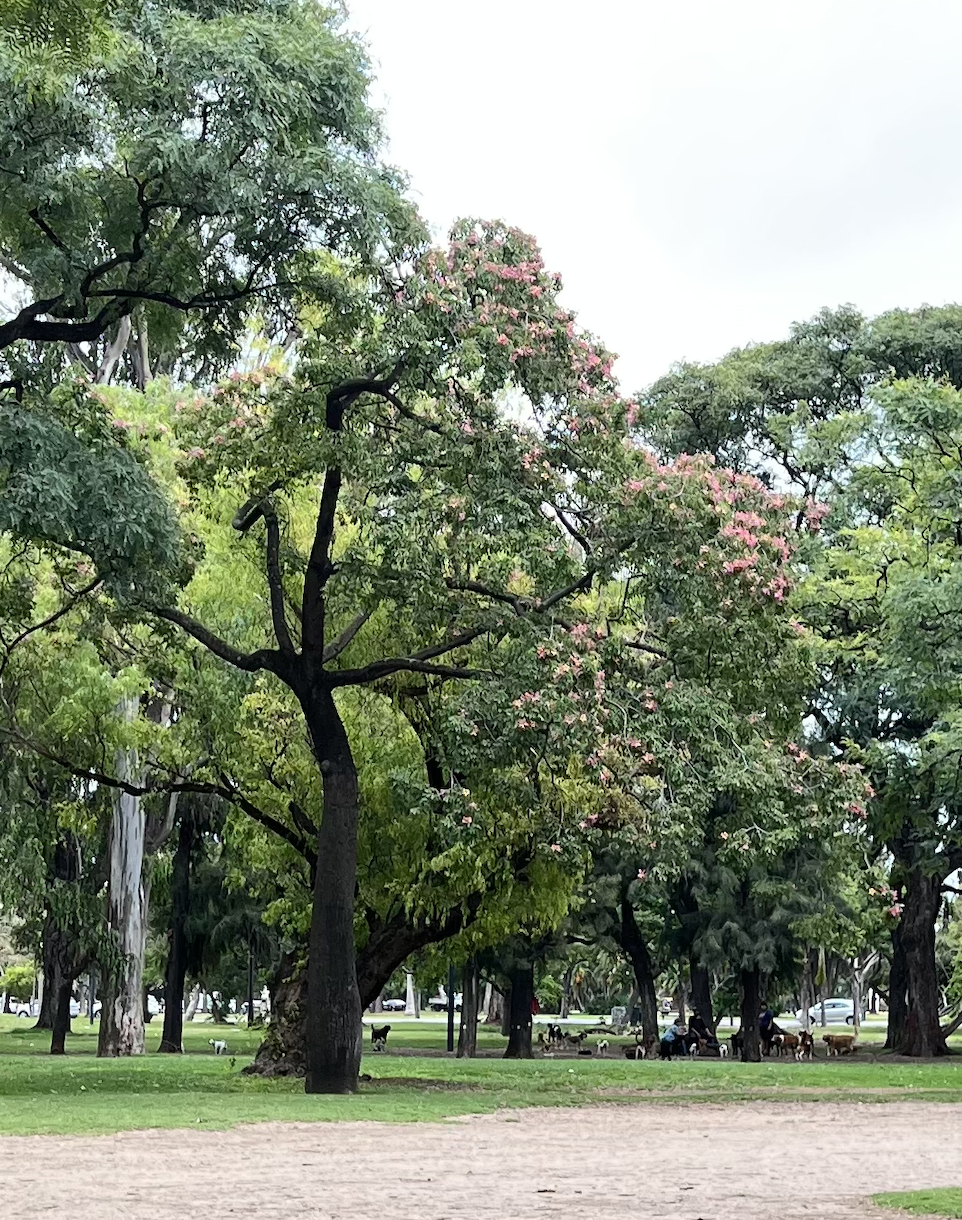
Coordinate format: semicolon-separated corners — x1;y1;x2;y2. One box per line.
150;605;280;673
261;503;296;655
330;659;489;687
322;609;371;663
0;576;102;677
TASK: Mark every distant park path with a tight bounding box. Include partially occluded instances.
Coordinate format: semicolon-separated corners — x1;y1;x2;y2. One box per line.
1;1101;959;1219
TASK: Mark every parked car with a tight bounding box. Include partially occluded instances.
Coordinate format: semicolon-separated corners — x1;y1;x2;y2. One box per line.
12;1001;34;1018
380;998;406;1011
427;991;462;1012
794;998;862;1025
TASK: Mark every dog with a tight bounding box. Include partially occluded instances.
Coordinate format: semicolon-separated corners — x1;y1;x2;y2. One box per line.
688;1037;705;1059
371;1023;391;1052
596;1038;609;1057
796;1030;815;1060
624;1042;645;1060
771;1032;800;1058
564;1030;588;1048
209;1038;228;1055
718;1041;730;1059
822;1033;856;1056
730;1029;744;1056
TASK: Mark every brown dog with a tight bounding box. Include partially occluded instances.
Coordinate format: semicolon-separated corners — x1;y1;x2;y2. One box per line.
822;1033;856;1056
771;1032;800;1058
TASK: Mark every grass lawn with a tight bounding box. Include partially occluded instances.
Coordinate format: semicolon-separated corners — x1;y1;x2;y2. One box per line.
873;1189;962;1217
0;1013;960;1138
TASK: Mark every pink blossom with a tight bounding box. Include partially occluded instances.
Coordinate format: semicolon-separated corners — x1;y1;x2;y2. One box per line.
550;843;562;853
496;333;510;346
461;816;473;825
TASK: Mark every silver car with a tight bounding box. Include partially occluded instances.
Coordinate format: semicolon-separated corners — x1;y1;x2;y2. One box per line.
794;998;860;1025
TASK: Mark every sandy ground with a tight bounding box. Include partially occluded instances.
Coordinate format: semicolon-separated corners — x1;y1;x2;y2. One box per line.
2;1102;960;1220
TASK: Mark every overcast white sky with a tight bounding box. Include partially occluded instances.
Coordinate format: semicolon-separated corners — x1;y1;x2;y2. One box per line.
346;0;962;393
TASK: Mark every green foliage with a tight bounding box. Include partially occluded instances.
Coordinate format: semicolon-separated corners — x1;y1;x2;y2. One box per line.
0;0;421;368
0;962;35;1002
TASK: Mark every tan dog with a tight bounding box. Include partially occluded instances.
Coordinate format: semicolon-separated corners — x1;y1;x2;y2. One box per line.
822;1032;856;1056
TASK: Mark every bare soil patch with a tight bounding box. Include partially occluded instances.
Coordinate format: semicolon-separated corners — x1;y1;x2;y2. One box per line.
1;1101;959;1219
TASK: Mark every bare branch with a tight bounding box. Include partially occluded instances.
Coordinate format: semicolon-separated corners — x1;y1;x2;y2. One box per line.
322;609;371;663
261;502;296;655
150;605;280;673
330;659;490;687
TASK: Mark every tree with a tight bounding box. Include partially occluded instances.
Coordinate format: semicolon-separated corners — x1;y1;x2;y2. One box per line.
0;961;35;1003
640;305;962;1056
0;0;418;371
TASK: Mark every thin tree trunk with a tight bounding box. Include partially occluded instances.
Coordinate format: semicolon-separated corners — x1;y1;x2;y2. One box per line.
98;695;146;1058
484;982;503;1025
158;812;192;1053
898;870;948;1057
503;963;534;1059
618;896;660;1043
739;967;762;1063
304;689;362;1093
184;983;201;1022
560;965;572;1019
49;975;73;1055
457;957;480;1058
689;959;714;1033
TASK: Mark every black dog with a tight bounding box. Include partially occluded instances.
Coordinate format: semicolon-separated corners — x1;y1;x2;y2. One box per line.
371;1023;391;1052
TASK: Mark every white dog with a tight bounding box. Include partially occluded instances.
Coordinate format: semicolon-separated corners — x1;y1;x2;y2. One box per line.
718;1042;730;1059
209;1038;228;1055
596;1038;609;1056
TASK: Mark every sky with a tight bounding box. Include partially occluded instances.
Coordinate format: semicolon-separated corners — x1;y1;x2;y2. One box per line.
346;0;962;393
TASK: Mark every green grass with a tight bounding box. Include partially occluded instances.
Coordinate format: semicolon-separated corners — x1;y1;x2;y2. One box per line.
873;1189;962;1217
0;1013;960;1138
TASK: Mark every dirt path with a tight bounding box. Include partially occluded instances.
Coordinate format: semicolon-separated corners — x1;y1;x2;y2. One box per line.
2;1102;959;1219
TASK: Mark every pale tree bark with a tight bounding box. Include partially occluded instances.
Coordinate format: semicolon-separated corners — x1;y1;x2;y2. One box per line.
184;983;201;1022
457;957;479;1058
94;316;131;385
98;695;146;1058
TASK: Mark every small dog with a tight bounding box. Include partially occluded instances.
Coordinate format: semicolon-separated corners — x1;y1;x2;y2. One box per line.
209;1038;228;1055
371;1023;391;1052
796;1030;815;1060
688;1038;703;1059
718;1041;729;1059
596;1038;609;1056
564;1030;588;1048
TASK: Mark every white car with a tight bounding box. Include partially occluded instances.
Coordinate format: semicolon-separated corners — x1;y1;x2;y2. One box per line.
795;998;861;1025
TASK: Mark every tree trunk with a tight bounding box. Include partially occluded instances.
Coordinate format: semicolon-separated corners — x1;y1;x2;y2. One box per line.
98;696;147;1058
618;896;660;1043
49;974;73;1055
689;959;714;1033
560;965;572;1019
674;969;687;1025
457;957;480;1058
304;689;362;1093
503;963;534;1059
739;967;762;1062
158;812;192;1053
184;983;201;1022
897;870;948;1057
243;955;308;1078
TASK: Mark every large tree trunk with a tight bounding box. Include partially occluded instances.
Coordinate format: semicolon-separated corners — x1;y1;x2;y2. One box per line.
897;870;948;1057
738;967;762;1063
303;689;362;1094
457;957;480;1058
503;963;534;1059
98;696;147;1058
618;895;660;1043
689;959;715;1034
158;812;192;1053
